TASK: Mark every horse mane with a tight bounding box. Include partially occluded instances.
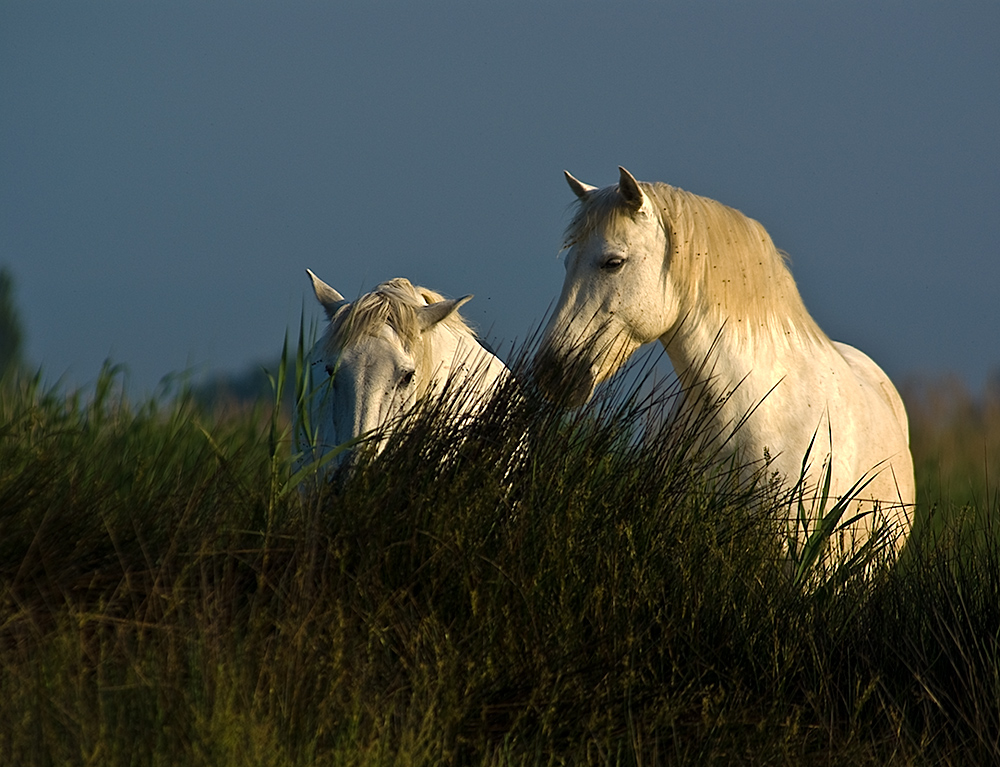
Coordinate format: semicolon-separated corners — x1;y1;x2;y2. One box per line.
325;277;477;362
564;181;828;346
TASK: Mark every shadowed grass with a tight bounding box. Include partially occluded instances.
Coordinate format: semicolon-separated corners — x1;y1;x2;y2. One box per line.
0;356;997;765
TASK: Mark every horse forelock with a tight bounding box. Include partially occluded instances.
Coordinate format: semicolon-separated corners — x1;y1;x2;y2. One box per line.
564;181;825;345
322;278;478;376
562;184;639;251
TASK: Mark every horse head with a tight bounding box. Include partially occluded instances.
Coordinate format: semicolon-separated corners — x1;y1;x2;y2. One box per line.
535;167;680;405
300;270;508;475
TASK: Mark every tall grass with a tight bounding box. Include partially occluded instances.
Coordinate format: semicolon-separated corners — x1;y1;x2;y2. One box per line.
0;354;998;765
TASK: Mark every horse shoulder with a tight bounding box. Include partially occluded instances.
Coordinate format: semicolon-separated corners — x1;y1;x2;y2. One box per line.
832;341;909;445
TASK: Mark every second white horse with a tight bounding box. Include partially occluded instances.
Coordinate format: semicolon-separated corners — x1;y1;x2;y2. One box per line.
300;270;510;471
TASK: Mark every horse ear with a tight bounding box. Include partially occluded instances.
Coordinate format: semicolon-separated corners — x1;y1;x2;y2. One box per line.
565;170;598;199
306;269;346;319
617;166;645;210
418;294;473;331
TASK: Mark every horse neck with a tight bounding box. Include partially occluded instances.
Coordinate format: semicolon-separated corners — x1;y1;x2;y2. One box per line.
661;309;839;418
425;324;506;391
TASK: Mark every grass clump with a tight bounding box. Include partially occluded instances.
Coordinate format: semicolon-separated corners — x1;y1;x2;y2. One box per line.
0;356;998;765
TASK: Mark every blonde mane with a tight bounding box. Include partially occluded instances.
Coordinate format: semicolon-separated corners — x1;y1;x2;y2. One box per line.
564;182;828;345
323;278;477;384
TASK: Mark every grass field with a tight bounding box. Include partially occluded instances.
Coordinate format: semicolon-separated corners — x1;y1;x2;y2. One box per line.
1;354;998;765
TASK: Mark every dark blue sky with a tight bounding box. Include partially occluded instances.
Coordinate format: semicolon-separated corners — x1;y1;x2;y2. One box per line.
3;2;998;394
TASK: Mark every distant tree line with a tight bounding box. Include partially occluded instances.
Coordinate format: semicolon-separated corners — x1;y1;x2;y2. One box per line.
0;267;24;382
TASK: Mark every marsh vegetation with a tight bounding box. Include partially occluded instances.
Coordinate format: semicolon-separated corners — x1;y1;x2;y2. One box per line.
1;351;998;765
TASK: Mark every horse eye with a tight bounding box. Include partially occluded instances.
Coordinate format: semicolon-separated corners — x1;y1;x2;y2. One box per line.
399;370;415;388
325;365;335;377
601;256;626;271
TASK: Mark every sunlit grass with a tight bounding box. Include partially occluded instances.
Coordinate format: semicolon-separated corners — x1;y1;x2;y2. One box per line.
0;355;997;765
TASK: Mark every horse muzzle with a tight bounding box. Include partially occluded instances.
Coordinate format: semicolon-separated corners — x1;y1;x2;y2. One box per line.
532;343;597;408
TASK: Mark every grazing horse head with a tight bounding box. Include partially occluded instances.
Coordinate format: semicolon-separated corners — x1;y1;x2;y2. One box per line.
301;270;508;469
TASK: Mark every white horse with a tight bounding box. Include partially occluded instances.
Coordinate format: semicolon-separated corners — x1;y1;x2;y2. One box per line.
298;270;510;472
536;167;915;559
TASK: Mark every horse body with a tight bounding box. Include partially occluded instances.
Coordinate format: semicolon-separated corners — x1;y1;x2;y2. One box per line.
301;270;510;470
537;168;914;556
